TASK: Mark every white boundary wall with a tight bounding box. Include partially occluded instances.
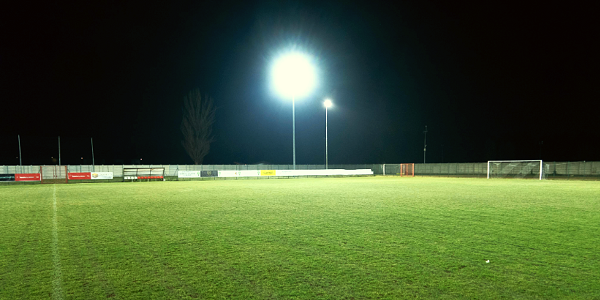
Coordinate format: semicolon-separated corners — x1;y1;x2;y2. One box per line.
274;169;373;176
178;169;374;178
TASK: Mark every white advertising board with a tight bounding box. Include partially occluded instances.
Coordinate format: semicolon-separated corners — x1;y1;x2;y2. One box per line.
276;169;373;176
218;170;261;177
178;171;201;178
217;169;372;178
90;172;113;180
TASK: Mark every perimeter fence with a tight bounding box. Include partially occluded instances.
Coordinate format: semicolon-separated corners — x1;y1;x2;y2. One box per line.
1;161;598;181
0;164;382;182
415;161;600;179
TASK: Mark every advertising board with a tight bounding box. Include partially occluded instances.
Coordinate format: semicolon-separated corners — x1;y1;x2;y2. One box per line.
15;173;41;181
218;170;261;177
91;172;113;180
178;171;201;178
68;172;92;180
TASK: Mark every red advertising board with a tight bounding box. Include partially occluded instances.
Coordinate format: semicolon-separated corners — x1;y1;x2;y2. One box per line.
68;172;91;180
15;173;41;181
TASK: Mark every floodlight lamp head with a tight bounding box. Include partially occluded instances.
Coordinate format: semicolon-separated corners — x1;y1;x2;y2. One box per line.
324;99;332;108
271;52;317;99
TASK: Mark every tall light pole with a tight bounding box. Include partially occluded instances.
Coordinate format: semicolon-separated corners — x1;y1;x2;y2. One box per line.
292;96;296;168
324;99;332;169
423;125;427;164
58;136;61;166
271;51;317;170
18;135;22;166
91;137;95;171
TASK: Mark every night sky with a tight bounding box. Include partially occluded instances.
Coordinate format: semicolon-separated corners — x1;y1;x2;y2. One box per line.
1;1;598;166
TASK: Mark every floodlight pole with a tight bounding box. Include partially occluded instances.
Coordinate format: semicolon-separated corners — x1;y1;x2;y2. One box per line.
325;105;329;169
18;135;22;166
91;137;95;171
292;96;296;170
58;136;61;166
423;125;427;164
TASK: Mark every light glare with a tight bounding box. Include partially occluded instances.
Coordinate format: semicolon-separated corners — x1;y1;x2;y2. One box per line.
272;52;317;99
324;99;332;108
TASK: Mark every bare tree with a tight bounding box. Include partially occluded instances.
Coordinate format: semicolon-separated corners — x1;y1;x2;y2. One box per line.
180;89;216;164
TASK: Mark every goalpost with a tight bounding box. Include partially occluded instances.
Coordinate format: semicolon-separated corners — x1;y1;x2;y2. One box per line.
382;164;414;177
400;163;415;177
41;165;68;184
487;160;547;180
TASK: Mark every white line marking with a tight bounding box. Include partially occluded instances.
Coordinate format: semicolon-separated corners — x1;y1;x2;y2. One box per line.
52;185;64;300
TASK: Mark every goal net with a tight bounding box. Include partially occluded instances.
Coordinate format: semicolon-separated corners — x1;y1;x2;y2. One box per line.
487;160;548;180
383;163;415;177
123;168;165;181
41;165;68;184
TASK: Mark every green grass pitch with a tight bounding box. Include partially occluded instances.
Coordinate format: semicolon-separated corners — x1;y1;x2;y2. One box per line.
1;177;599;299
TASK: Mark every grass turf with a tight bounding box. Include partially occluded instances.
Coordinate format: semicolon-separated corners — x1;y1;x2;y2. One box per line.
0;177;599;299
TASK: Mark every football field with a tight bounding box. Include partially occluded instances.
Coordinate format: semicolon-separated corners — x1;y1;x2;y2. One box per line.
1;177;599;299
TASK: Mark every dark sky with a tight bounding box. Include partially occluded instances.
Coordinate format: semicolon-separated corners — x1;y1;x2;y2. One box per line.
1;1;598;166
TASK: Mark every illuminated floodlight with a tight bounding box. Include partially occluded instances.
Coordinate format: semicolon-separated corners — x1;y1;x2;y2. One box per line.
270;51;318;169
271;52;317;99
324;99;332;108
